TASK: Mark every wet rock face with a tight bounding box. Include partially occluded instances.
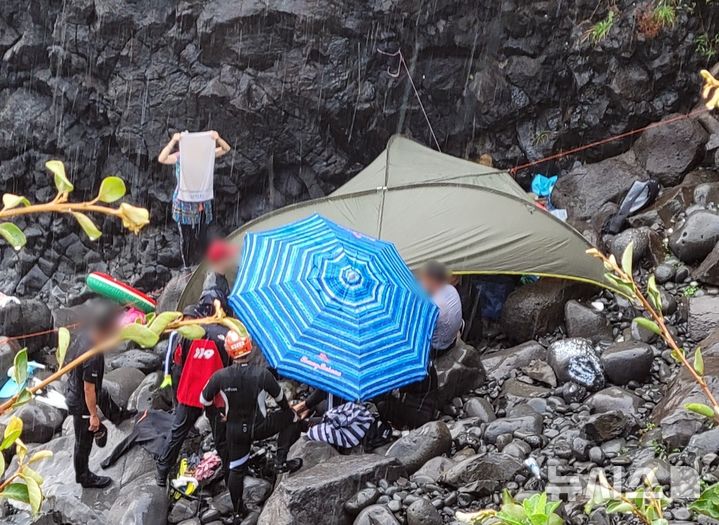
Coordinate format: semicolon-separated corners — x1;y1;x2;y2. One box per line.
546;338;605;391
385;421;452;474
669;211;719;263
0;0;708;303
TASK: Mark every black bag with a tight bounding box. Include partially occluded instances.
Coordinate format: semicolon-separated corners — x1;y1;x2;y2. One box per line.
363;419;393;451
604;179;661;234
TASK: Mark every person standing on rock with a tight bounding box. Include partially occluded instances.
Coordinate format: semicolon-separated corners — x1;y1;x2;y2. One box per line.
158;130;232;269
66;302;134;489
200;336;302;524
156;302;232;487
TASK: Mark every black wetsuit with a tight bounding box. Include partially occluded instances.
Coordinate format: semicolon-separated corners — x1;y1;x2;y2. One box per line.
201;362;300;515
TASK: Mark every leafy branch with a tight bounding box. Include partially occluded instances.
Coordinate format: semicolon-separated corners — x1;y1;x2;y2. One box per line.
587;243;719;424
0;160;149;250
456;490;564;525
0;301;248;416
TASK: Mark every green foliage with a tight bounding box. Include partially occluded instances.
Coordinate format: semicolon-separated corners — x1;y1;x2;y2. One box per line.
45;160;73;194
72;212;102;241
456;491;564;525
585;471;670;524
96;176;126;203
690;482;719;518
176;325;207;340
694;347;704;375
685;402;715;418
2;194;30;210
56;327;70;368
653;1;677;28
697;32;719;60
12;348;28;387
588;10;616;44
0;222;27;250
120;323;160;349
683;284;700;297
633;316;662;335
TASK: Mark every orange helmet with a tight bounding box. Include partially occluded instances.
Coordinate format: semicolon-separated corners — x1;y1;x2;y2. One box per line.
225;330;252;359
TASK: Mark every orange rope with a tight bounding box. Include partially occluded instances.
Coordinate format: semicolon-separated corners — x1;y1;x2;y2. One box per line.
509;107;711;175
0;323;80;346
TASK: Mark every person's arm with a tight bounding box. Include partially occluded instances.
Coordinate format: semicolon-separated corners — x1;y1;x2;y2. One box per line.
158;133;181;165
263;370;290;411
210;131;231;158
84;381;100;431
200;372;221;407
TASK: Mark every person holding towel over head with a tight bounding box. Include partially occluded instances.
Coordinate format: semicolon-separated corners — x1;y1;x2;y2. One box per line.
158;130;231;268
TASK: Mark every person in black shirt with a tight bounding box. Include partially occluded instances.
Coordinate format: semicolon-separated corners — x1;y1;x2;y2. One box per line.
201;336;302;524
376;362;438;429
65;302;133;489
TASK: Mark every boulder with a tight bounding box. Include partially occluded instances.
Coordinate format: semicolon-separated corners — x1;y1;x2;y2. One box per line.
694;242;719;286
344;488;381;516
10;402;65;443
632;113;708;186
406;498;442;525
127;371;173;412
411;456;455;484
564;300;613;343
439;453;523;494
669;211;719;263
687;427;719;455
553;154;648;221
500;378;551;407
435;340;486;405
0;298;52;352
481;341;546;382
156;272;193;313
521;360;557;387
694;182;719;206
688;296;719;341
639;186;692;227
484;414;543;444
463;397;496;422
0;339;20;390
287;436;340;473
353;505;399;525
103;367;146;409
385;421;452;474
546;338;605;391
500;279;594;343
109;349;162;374
258;454;404;525
651;329;719;447
601;341;654;385
106;472;168;525
580;411;636;443
610;228;649;265
586;387;643;418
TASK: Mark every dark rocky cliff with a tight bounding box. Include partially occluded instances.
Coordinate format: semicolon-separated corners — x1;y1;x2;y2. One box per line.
0;0;716;301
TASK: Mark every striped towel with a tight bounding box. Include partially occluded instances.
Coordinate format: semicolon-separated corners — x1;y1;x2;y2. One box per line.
307;402;374;449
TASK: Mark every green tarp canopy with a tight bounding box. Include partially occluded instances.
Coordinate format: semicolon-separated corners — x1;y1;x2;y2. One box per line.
179;135;610;308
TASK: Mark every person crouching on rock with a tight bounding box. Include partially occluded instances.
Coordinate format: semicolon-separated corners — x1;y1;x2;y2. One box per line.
200;333;302;524
66;301;135;489
155;301;232;487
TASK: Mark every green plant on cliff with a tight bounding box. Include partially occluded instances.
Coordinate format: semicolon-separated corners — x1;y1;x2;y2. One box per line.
587;243;719;425
697;32;719;60
586;10;616;43
0;160;150;251
456;490;564;525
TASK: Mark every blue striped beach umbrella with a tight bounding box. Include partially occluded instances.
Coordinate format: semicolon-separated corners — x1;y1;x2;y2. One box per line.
229;214;439;401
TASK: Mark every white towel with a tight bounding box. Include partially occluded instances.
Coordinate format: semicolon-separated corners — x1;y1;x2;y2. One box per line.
177;132;216;202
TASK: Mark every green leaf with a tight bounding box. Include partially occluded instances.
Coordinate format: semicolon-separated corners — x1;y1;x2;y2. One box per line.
120;323;160;349
97;176;126;203
647;274;662;311
2;194;30;210
695;347;705;376
28;450;53;464
633;317;661;335
1;416;23;450
685;403;715;418
21;466;44;485
72;212;102;241
0;222;27;250
13;388;33;408
177;325;206;340
606;501;635;514
57;327;70;368
690;482;719;518
621;241;634;276
0;448;4;477
22;475;42;515
603;272;636;298
0;482;29;504
46;160;73;194
148;311;182;336
13;348;28;387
